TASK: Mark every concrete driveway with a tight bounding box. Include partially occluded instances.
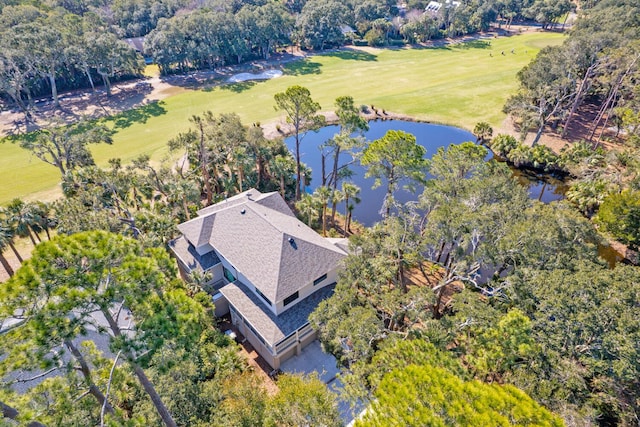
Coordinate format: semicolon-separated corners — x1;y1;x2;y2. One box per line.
280;340;364;425
280;340;339;384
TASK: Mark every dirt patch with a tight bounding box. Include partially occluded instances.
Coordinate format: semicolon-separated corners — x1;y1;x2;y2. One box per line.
217;316;279;395
496;100;626;154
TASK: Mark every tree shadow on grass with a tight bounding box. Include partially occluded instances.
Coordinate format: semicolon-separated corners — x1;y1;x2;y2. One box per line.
103;100;167;129
410;43;453;52
321;48;377;61
218;80;258;93
283;60;322;76
453;39;492;50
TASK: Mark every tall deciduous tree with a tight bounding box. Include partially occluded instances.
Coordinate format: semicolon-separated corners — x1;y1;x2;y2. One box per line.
21;121;113;176
87;32;143;96
361;130;428;217
297;0;350;50
504;45;578;145
274;86;325;200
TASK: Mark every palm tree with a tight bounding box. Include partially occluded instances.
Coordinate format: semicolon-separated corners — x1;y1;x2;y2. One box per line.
4;199;39;246
270;155;295;198
314;186;332;237
330;189;344;228
295;193;320;227
30;202;56;240
342;182;361;236
166;178;200;221
0;220;23;262
473;122;493;144
0;230;15;277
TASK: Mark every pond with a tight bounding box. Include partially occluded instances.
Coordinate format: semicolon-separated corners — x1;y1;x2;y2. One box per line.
286;119;566;227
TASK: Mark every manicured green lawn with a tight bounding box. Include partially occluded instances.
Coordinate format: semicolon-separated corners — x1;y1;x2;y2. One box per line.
0;32;564;205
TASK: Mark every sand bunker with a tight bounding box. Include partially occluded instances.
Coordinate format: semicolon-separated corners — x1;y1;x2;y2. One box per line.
227;69;283;83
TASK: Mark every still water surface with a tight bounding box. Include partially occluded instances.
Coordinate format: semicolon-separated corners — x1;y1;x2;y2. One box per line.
286;120;565;226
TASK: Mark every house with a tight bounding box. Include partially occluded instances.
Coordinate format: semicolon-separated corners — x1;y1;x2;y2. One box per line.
123;37;145;53
169;189;348;370
424;0;460;14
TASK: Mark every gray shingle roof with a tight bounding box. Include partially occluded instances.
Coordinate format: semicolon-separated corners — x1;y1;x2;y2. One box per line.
178;189;347;303
196;189;293;217
177;215;215;248
220;280;335;346
168;235;221;273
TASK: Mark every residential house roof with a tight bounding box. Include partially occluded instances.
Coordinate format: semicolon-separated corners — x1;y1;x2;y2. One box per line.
123;37;145;52
196;189;293;217
177;189;347;303
220;280;335;346
168;235;221;273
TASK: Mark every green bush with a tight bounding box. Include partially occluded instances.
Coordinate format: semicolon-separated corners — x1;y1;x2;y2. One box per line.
506;144;532;167
490;134;559;172
530;145;558;171
364;29;385;47
595;190;640;248
567;179;614;215
489;134;518;157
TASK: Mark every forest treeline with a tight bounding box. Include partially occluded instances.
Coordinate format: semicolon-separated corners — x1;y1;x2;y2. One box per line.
1;0;573;112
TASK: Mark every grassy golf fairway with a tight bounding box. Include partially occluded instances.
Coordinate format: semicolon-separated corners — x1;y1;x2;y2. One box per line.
0;31;564;205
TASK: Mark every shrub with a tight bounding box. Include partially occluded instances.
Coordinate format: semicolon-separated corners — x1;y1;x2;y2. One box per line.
506;145;532;167
559;141;606;170
364;29;385;47
489;134;518;157
566;179;613;215
530;145;558;171
595;190;640;248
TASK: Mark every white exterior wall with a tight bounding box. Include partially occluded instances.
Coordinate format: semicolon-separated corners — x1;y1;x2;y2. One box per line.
274;266;340;315
213;292;229;317
195;243;214;255
207;263;223;284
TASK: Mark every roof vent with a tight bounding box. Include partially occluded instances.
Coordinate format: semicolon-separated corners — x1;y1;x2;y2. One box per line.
288;237;297;250
240;208;246;214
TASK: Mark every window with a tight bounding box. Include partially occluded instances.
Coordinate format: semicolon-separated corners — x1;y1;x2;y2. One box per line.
283;291;299;306
255;288;272;306
223;267;235;283
313;274;328;286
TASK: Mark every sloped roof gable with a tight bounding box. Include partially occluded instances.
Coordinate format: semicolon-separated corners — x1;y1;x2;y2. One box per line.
182;189;346;303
